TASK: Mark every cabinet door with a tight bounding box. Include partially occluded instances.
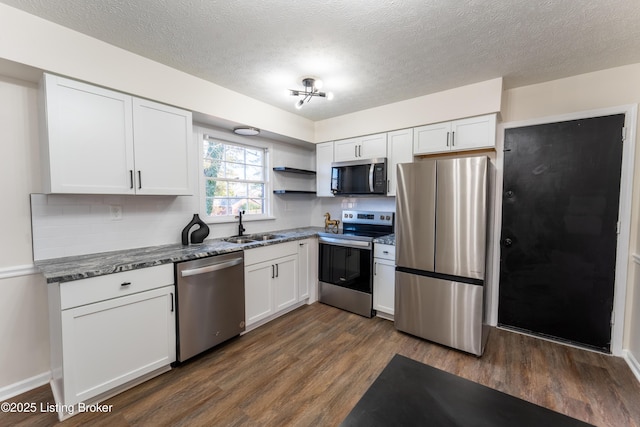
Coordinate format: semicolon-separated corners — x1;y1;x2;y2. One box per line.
386;129;413;196
316;142;335;197
274;255;298;311
360;133;387;159
334;137;360;162
61;286;175;405
373;258;396;315
132;98;192;195
42;73;135;194
413;122;451;155
297;238;318;303
244;261;275;326
450;114;497;151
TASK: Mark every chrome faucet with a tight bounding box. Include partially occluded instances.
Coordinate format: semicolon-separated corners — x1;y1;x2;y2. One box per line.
236;210;246;236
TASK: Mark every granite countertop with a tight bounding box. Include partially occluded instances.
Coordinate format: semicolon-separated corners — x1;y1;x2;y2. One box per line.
373;234;395;245
36;227;324;284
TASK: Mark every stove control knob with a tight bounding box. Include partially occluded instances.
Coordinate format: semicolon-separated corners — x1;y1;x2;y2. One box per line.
344;213;348;218
349;214;353;218
380;215;384;220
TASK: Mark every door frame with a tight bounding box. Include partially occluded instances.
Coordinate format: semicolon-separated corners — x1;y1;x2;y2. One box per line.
489;104;638;356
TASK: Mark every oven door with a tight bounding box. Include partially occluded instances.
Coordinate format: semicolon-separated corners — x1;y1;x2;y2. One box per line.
318;237;372;294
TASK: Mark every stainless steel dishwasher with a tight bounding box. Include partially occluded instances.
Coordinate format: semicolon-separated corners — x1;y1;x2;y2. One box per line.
175;251;245;362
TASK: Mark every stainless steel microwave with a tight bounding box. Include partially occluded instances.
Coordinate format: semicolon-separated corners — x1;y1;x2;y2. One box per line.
331;158;387;195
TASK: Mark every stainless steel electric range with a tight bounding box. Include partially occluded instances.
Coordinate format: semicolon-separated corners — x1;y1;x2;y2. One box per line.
318;210;394;317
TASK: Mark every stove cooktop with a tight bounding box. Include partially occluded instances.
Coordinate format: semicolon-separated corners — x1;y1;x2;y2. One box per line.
319;210;394;241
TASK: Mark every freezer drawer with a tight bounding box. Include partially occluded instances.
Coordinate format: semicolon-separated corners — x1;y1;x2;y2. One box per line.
395;270;486;356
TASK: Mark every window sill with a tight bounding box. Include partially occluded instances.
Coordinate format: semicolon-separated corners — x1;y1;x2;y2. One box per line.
202;215;276;225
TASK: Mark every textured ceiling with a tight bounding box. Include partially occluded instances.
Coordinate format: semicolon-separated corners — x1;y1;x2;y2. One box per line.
2;0;640;121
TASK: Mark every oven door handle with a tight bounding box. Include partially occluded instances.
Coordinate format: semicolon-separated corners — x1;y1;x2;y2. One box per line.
319;236;372;249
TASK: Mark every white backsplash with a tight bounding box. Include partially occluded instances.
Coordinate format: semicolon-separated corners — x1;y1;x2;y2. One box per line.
30;193;200;260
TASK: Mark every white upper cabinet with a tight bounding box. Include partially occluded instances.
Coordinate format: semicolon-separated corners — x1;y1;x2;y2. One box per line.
132;98;191;195
413;114;497;155
315;141;334;197
40;73;192;195
40;74;136;194
386;129;413;196
334;133;387;162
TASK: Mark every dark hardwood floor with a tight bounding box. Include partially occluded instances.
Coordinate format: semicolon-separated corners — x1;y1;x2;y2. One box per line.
2;302;639;427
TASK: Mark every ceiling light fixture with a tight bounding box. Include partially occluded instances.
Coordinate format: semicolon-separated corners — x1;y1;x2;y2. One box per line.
233;127;260;136
288;77;334;109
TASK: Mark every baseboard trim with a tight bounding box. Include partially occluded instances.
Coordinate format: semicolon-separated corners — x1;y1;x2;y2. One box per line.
0;371;51;402
623;350;640;384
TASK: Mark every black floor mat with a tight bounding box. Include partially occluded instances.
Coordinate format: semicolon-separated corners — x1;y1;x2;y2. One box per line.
341;354;593;427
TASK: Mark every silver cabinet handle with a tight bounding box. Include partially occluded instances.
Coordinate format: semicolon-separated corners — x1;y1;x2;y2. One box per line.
374;262;377;276
271;264;274;278
354;145;358;157
170;292;174;312
121;282;131;287
137;170;142;189
129;170;134;189
451;131;455;146
181;258;243;277
446;131;450;147
383;251;389;254
275;263;279;278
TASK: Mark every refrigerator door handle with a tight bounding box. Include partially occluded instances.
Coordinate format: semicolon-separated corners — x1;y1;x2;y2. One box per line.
368;163;375;192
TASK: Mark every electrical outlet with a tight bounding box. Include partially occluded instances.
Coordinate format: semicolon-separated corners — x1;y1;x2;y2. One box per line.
109;205;123;221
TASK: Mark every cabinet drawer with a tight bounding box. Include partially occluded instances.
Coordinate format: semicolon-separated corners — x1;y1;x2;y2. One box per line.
60;264;174;310
374;244;395;261
244;241;298;266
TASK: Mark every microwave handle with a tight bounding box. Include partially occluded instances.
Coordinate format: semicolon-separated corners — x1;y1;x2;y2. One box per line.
369;163;375;192
331;167;340;193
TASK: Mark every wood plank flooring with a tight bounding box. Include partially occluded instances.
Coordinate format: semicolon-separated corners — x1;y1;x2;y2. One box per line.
2;302;639;427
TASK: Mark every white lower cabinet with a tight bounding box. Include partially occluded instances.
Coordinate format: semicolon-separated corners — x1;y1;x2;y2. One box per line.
244;238;318;329
373;244;396;318
48;264;175;419
244;242;299;327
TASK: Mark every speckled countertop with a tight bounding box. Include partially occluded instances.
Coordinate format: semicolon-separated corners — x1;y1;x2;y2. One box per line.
36;227;325;284
373;234;395;245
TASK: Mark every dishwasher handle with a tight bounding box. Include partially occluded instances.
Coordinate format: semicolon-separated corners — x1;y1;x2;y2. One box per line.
180;257;243;277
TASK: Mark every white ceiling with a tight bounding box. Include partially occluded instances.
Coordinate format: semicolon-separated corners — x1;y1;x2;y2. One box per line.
2;0;640;122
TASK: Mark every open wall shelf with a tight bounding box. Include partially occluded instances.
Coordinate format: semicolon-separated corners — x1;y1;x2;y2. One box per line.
273;166;316;194
272;167;316;175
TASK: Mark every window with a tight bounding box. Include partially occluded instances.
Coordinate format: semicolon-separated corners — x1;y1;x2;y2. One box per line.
203;138;268;220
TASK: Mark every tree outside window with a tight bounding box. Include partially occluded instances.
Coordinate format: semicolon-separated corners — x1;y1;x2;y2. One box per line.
203;139;266;219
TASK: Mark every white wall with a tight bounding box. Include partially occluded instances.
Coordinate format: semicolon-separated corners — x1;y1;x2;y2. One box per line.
0;76;50;397
314;78;503;143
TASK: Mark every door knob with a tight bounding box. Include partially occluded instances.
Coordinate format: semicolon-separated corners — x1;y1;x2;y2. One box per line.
503;238;513;247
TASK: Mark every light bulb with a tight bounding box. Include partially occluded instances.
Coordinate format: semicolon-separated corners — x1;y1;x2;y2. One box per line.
314;79;323;90
327;92;334;101
295;99;304;109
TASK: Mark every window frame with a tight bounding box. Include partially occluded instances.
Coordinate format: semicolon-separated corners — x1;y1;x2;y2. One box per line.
198;128;273;223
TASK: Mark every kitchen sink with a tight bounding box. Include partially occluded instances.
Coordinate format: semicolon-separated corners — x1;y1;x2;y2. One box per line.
223;237;257;244
249;233;284;241
223;233;285;244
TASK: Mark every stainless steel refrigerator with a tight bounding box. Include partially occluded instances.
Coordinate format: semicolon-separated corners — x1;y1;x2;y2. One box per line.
395;156;489;356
